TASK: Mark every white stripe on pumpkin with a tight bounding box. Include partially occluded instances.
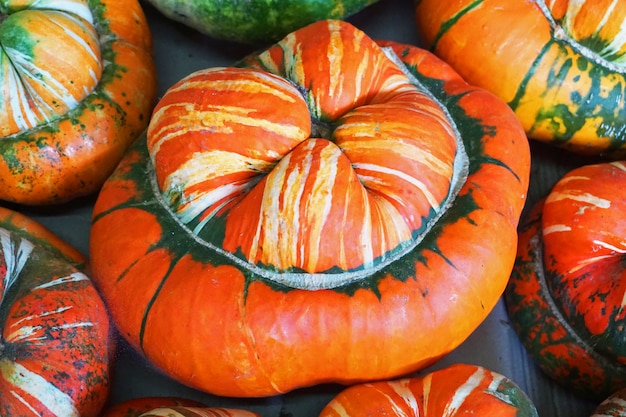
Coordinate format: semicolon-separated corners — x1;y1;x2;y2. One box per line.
0;228;34;300
0;359;79;416
442;366;485;416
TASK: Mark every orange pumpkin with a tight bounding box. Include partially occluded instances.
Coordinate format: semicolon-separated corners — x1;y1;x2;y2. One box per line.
0;0;157;205
415;0;626;156
319;364;538;416
101;397;262;417
0;206;112;416
89;20;530;397
506;161;626;400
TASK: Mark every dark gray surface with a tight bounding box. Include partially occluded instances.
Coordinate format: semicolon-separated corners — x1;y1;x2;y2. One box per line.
18;0;602;415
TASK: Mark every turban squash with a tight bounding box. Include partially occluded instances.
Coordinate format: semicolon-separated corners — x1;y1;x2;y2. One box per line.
505;161;626;401
89;19;530;397
101;397;259;417
0;206;112;416
0;0;156;205
415;0;626;157
319;364;538;416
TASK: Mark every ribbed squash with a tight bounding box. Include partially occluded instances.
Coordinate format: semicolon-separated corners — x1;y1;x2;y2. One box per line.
505;161;626;401
101;397;205;417
415;0;626;156
101;397;259;417
89;20;530;397
319;364;538;416
0;206;112;416
0;0;156;205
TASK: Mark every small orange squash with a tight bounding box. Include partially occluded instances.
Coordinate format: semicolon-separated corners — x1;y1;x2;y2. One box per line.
319;364;538;416
506;161;626;400
90;20;530;397
0;206;112;416
101;397;260;417
415;0;626;156
0;0;157;204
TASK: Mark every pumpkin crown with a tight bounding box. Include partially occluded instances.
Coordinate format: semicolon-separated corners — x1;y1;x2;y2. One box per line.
146;20;467;288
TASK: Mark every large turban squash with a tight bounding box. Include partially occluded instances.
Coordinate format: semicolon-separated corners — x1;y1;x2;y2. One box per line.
89;20;530;397
0;0;156;204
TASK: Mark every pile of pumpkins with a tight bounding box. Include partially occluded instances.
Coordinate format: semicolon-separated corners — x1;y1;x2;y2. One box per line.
1;0;626;415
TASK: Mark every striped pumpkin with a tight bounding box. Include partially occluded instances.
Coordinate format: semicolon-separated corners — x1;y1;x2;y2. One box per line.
100;397;259;417
0;0;156;204
136;409;260;417
101;397;206;417
415;0;626;156
505;161;626;400
319;364;538;416
89;20;530;397
0;206;112;416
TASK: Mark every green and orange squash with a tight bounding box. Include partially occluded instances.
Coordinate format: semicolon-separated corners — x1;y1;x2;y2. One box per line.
415;0;626;156
319;364;538;416
505;161;626;401
0;206;112;416
0;0;157;205
89;19;530;397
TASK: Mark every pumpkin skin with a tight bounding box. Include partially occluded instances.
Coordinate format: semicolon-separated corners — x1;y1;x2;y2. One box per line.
319;363;538;416
415;0;626;157
136;408;261;417
0;0;157;205
100;397;209;417
0;206;112;416
505;161;626;401
591;388;626;416
89;20;530;397
144;0;380;44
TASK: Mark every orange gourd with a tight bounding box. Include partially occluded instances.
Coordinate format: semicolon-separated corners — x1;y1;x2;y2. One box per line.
0;0;157;204
89;20;530;397
506;161;626;400
0;206;112;416
100;397;260;417
319;364;538;416
415;0;626;156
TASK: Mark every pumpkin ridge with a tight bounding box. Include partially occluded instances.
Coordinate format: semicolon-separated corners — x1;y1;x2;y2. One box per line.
138;257;177;352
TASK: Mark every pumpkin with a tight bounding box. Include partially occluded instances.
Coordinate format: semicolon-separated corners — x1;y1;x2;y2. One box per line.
414;0;626;157
144;0;380;44
0;0;157;205
135;409;260;417
0;206;112;416
89;19;530;397
101;397;262;417
591;388;626;416
505;161;626;401
319;363;538;416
